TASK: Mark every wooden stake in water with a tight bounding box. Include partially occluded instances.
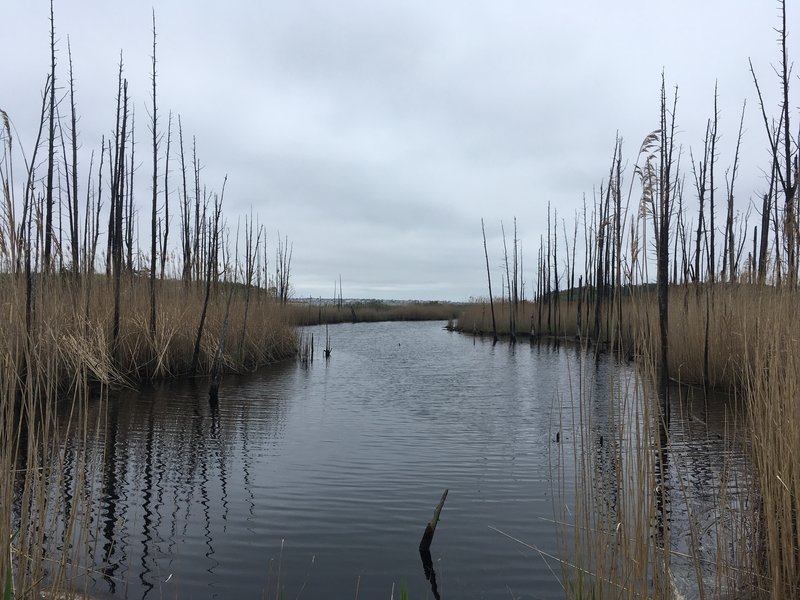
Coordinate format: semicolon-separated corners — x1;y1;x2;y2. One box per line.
419;489;448;551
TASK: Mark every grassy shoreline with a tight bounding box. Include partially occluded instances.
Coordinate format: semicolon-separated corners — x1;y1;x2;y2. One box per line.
458;282;799;391
0;270;298;598
458;283;799;597
287;299;463;327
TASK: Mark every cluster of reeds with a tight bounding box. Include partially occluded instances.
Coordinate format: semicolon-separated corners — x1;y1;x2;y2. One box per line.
459;284;785;391
741;286;800;597
550;309;763;599
0;6;298;596
0;312;104;599
552;337;668;599
287;299;463;327
467;2;800;596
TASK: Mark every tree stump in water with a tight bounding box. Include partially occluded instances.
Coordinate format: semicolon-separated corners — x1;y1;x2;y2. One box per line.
419;489;448;552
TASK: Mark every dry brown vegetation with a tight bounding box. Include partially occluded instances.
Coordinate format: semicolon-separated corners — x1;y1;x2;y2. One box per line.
0;275;296;386
458;283;792;392
741;286;800;597
287;299;463;327
0;275;296;598
547;283;800;599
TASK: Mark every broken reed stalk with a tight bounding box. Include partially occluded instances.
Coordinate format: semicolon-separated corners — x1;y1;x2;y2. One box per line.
419;489;448;552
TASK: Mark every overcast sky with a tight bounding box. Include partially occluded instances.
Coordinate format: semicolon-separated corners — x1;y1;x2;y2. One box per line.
1;1;791;300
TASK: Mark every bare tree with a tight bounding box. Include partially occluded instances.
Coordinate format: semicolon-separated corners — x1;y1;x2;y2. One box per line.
481;218;498;343
43;0;57;272
67;38;80;275
708;84;719;282
239;214;263;354
275;232;293;304
160;111;172;279
722;100;746;282
178;116;191;283
125;107;135;272
191;178;225;374
106;62;121;278
501;220;515;342
749;0;798;284
88;145;104;275
690;119;711;283
192;137;201;282
111;80;129;364
778;0;796;283
19;76;52;330
656;77;678;405
149;10;159;340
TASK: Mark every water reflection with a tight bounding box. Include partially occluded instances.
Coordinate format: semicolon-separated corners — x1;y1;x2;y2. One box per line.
665;385;750;598
42;322;750;599
66;362;292;598
419;549;441;600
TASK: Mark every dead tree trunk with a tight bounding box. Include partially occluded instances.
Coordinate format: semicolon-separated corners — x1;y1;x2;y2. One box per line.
501;221;515;342
112;81;129;365
657;78;678;409
481;219;498;343
778;0;797;284
21;75;52;330
179;116;191;283
419;489;448;552
43;0;57;272
191;179;225;374
67;39;80;276
722;100;746;282
149;11;159;341
125;108;135;272
691;119;711;283
708;84;719;283
160;111;172;280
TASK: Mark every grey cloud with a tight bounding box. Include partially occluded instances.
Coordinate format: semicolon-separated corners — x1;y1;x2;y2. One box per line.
1;0;788;300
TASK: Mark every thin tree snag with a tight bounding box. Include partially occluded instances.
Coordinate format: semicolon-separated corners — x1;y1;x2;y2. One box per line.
419;489;448;552
481;219;497;344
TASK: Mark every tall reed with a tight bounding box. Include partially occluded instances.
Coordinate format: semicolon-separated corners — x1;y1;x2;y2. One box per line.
741;286;800;597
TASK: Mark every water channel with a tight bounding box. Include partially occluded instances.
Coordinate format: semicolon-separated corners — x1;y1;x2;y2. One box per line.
52;320;748;599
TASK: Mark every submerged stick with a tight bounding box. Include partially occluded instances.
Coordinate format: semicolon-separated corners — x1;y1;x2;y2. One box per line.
419;489;448;551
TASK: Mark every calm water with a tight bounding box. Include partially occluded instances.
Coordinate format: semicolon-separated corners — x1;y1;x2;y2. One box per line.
50;321;747;599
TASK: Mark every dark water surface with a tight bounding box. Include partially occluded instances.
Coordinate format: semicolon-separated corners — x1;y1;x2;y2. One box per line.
55;321;745;599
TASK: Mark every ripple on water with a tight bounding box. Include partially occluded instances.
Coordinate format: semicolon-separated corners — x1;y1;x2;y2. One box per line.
50;321;746;600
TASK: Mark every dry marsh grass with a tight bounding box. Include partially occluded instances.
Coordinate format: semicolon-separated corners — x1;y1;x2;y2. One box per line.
0;274;297;386
458;284;787;391
287;299;463;327
556;352;670;599
1;308;99;598
0;272;296;597
484;283;798;598
547;303;758;599
741;286;800;598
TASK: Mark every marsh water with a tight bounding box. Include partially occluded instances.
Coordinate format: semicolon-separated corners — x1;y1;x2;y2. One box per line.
52;321;747;599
